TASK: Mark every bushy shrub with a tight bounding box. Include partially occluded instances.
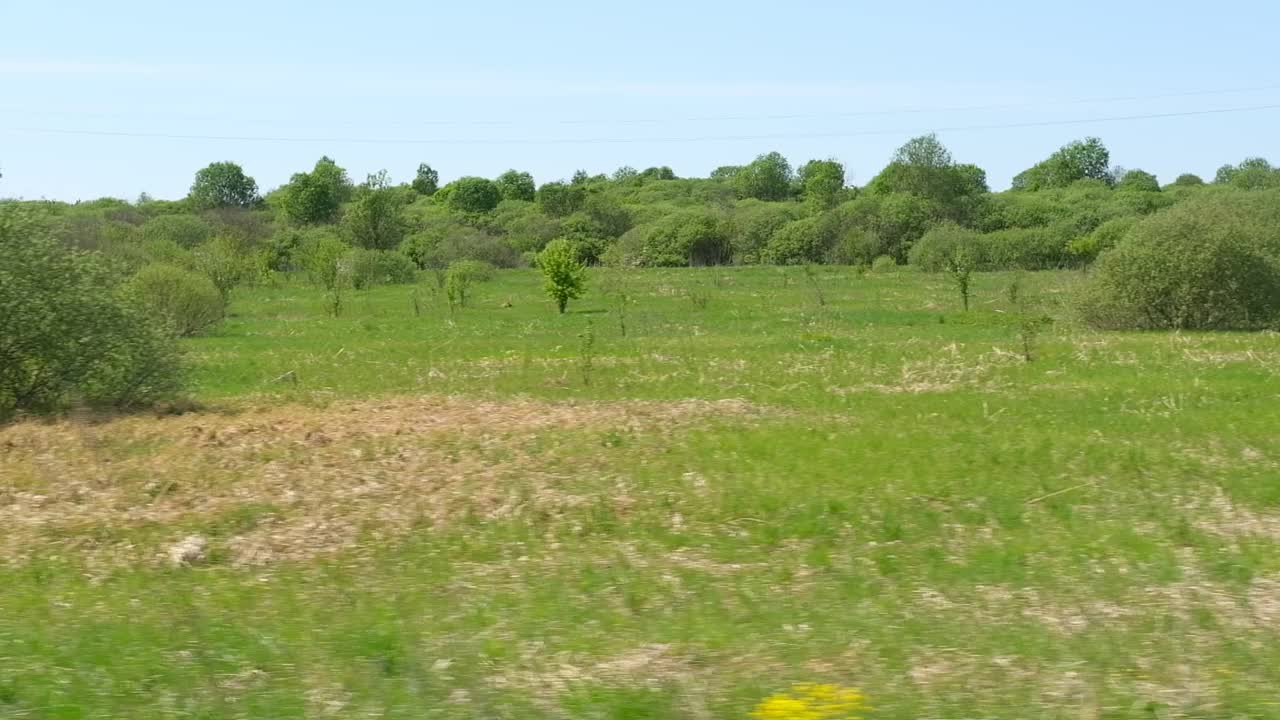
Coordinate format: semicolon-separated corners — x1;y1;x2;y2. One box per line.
137;214;214;249
1078;197;1280;329
1067;216;1138;262
1;208;184;419
443;260;493;309
446;259;495;282
191;236;251;303
984;225;1074;270
870;255;899;272
124;264;225;337
827;228;889;266
730;200;801;264
907;222;989;271
761;215;834;265
640;211;731;266
349;248;418;289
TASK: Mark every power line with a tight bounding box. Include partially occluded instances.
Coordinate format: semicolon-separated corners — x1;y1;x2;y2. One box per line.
6;103;1280;146
2;82;1279;128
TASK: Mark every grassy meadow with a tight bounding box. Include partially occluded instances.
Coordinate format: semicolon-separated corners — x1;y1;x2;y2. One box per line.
3;266;1280;719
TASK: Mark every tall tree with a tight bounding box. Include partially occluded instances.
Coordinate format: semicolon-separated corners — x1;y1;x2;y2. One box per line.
495;170;537;202
412;163;439;196
733;151;793;201
188;162;259;210
1011;137;1112;191
280;157;353;225
343;171;411;250
797;159;846;208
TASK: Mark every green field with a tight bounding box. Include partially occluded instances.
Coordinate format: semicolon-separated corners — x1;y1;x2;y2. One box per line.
4;267;1280;719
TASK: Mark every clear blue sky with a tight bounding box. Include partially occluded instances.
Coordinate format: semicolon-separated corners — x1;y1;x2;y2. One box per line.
2;0;1278;201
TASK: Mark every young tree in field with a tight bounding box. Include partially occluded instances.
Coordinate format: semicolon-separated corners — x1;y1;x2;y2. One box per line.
495;170;536;202
733;151;794;201
538;238;586;314
412;163;439;196
188;162;260;210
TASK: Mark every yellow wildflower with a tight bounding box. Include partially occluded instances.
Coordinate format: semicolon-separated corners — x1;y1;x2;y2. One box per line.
750;683;868;720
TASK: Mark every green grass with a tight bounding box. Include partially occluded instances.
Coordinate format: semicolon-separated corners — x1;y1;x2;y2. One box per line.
3;266;1280;718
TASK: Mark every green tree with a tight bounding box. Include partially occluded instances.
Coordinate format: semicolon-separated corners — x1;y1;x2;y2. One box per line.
1012;137;1112;191
280;157;353;224
188;161;259;210
866;135;987;220
733;151;794;201
797;159;846;208
412;163;439;195
537;181;587;217
538;238;587;313
343;171;410;250
710;165;744;181
1173;173;1205;187
1115;169;1160;192
1214;157;1280;190
495;170;536;202
442;176;501;213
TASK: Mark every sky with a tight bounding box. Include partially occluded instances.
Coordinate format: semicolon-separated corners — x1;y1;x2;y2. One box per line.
2;0;1278;201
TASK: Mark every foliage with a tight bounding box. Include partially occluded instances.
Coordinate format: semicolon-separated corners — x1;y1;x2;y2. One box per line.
870;254;898;272
191;237;249;303
731;200;802;264
908;221;988;272
1172;173;1205;187
762;215;836;265
440;176;501;214
343;172;411;250
797;159;846;208
734;151;794;201
1067;215;1138;262
280;156;353;224
137;214;214;249
349;249;418;290
536;181;587;217
1214;157;1280;190
1012;137;1112;191
0;207;183;419
1079;195;1280;329
296;230;351;292
188;162;260;210
537;238;587;313
1114;168;1160;192
411;163;439;196
639;210;732;266
124;263;225;336
444;259;491;310
495;170;537;202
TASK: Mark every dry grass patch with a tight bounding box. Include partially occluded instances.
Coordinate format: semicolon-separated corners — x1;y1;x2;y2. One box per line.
0;395;766;567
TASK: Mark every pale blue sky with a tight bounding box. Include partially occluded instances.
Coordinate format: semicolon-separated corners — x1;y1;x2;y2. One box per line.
2;0;1278;201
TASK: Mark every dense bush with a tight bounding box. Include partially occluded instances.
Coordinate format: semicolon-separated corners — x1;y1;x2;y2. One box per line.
731;200;801;264
1078;197;1280;329
908;222;989;271
1;208;184;419
984;225;1075;270
639;211;731;266
124;264;225;336
761;215;835;265
137;214;214;249
349;249;418;289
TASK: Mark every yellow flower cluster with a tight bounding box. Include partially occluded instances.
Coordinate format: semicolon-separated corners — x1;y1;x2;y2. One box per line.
750;683;869;720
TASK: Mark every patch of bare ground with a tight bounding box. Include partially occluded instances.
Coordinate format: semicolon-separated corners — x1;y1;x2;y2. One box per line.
0;395;767;567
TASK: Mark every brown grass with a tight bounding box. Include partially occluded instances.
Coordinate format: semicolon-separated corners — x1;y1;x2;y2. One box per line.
0;395;765;567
